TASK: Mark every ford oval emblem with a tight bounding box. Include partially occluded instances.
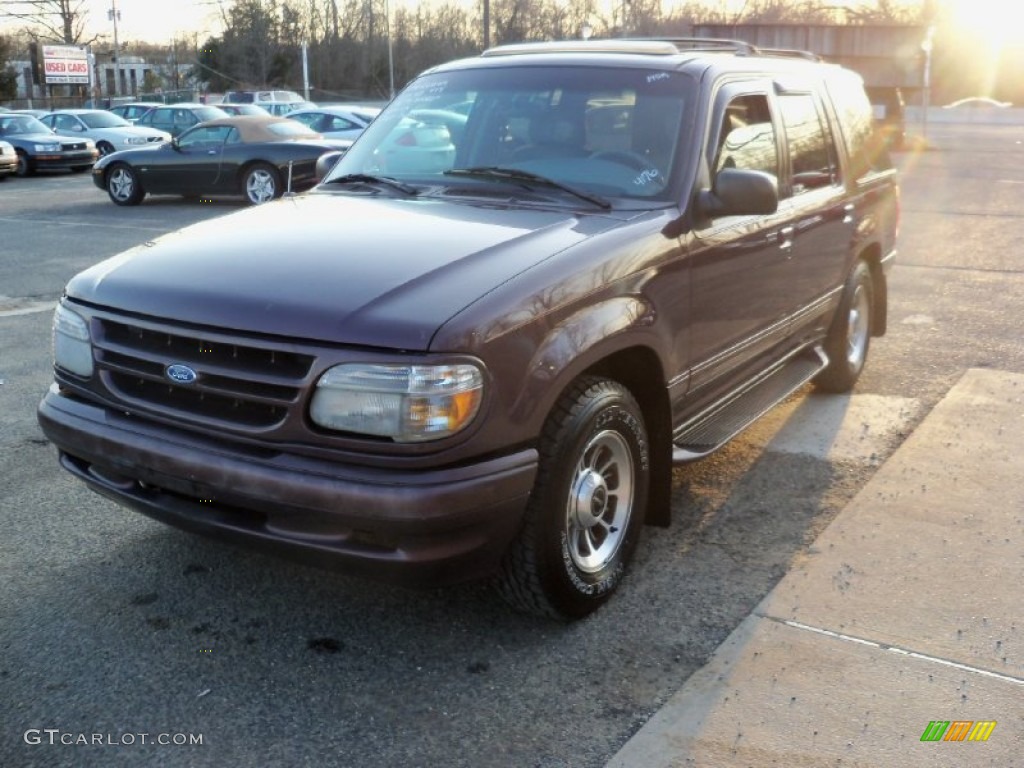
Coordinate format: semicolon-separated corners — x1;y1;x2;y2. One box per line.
165;364;198;384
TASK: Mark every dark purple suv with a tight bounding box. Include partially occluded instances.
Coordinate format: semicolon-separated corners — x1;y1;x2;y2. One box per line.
38;39;898;620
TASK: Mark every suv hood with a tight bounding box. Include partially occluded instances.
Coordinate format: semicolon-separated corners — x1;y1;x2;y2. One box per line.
66;192;618;350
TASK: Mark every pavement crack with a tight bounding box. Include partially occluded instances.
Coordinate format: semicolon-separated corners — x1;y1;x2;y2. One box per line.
757;615;1024;686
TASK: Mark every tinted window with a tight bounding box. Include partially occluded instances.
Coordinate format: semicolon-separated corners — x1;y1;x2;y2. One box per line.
777;93;839;194
824;72;893;180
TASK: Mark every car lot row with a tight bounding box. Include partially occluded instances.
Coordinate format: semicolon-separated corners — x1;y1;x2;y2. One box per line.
0;108;360;205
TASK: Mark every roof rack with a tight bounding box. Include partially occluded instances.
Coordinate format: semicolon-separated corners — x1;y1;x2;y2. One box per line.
757;47;823;62
640;37;760;55
634;38;822;60
480;37;823;62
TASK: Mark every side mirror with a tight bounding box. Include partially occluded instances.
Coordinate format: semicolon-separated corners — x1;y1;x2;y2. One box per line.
699;167;779;218
315;150;344;181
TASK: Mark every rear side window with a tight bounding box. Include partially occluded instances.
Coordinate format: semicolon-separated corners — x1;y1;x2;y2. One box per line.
824;72;892;180
777;92;840;195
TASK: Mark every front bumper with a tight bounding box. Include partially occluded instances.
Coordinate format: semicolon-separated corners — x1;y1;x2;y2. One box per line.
34;150;98;171
38;385;537;586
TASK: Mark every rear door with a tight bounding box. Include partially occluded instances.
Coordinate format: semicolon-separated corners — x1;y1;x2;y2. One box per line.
773;81;854;346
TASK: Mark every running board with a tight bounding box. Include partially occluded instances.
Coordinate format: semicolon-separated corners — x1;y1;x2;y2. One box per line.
672;345;828;463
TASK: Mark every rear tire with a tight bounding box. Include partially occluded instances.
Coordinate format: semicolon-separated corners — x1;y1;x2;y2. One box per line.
815;260;873;393
496;377;649;620
242;163;280;205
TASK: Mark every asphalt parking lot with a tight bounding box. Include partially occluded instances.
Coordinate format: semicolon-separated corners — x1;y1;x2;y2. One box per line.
2;121;1023;767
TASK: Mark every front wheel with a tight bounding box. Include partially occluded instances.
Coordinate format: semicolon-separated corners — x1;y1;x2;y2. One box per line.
497;378;649;620
106;163;144;206
242;163;280;205
15;151;33;177
815;260;873;393
96;141;115;157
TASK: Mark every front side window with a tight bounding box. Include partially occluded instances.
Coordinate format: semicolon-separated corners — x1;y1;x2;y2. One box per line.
712;94;778;179
328;65;695;204
177;125;233;149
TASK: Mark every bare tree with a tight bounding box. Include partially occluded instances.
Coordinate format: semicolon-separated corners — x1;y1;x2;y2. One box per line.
0;0;91;43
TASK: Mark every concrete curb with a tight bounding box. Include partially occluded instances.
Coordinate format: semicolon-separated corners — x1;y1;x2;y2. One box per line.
608;368;1024;767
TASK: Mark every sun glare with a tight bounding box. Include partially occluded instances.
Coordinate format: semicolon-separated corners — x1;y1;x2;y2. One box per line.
943;0;1021;51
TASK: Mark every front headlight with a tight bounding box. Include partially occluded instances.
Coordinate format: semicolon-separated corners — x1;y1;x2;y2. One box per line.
34;143;61;152
53;303;93;377
310;363;483;442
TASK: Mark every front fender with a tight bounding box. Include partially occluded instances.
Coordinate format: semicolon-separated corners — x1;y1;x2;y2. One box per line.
510;296;656;423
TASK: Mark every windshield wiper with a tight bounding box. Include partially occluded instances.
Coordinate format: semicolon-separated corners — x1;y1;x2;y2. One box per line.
325;173;419;196
444;166;611;210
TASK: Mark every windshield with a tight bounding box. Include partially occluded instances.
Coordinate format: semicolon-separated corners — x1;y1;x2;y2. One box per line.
82;112;131;129
0;115;51;135
327;64;693;203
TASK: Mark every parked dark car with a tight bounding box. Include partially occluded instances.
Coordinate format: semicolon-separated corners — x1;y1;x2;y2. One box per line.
39;39;898;620
132;103;229;137
107;101;164;123
0;112;98;176
92;115;351;205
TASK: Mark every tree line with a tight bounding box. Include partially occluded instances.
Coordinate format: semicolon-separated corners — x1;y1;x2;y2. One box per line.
3;0;1022;106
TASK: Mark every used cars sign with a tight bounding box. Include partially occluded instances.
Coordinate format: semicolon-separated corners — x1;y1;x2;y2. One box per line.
42;45;90;85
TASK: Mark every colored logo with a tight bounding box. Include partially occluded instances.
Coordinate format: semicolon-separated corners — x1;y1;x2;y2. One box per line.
920;720;997;742
165;364;198;384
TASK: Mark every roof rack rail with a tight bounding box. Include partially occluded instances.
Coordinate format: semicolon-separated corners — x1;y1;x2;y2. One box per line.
757;47;823;62
638;37;760;55
628;37;823;61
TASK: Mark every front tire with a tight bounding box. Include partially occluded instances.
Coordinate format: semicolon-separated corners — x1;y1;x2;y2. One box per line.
497;378;649;620
15;151;33;177
242;163;280;205
815;260;873;393
106;163;144;206
96;141;115;157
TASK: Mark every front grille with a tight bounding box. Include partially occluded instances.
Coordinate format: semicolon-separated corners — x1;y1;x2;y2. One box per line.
93;317;316;430
62;142;88;151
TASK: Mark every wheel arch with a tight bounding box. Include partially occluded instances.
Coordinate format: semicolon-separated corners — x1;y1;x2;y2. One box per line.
856;243;888;337
579;347;673;528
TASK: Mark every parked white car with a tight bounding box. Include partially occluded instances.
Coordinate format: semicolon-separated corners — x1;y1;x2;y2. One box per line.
287;105;381;140
40;109;170;156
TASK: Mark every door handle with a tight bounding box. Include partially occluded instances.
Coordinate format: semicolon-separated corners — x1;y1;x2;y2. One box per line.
778;225;795;251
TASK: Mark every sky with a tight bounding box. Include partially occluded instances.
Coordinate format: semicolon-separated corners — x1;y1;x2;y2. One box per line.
78;0;225;44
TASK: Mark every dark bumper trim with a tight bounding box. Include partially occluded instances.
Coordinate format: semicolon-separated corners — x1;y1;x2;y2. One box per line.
38;387;537;586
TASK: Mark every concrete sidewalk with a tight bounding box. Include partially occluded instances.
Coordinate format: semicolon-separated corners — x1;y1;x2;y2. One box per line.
608;368;1024;767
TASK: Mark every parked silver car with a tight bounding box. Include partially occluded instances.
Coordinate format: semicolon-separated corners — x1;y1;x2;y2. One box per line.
41;109;170;156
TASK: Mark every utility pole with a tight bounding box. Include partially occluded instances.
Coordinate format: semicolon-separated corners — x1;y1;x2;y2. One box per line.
108;0;121;97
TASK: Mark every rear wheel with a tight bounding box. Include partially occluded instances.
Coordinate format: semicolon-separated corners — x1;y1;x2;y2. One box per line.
106;163;145;206
242;163;280;205
815;260;873;393
497;377;649;620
